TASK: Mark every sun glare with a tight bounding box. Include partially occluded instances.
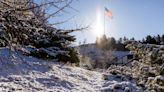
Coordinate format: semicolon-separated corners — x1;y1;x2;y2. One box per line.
92;10;104;38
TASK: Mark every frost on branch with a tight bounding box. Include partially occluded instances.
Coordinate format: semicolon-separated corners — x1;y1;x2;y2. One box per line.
126;41;164;92
0;0;80;64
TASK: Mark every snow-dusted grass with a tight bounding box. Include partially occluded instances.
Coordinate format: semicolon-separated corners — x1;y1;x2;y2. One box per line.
0;48;105;91
0;48;142;92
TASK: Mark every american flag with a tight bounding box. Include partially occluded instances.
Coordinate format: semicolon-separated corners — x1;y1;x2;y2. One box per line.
105;7;113;18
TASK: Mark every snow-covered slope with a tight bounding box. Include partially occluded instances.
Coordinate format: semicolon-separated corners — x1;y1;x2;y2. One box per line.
0;48;104;91
78;44;130;60
78;44;104;61
0;48;141;92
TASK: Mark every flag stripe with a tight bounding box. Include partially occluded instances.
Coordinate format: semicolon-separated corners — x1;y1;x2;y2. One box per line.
105;7;113;18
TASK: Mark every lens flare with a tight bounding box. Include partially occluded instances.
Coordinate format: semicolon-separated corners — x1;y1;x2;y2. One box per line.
92;10;104;38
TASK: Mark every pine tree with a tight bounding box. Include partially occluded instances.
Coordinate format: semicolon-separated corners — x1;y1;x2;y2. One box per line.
108;37;116;50
118;37;123;43
0;0;80;64
162;35;164;45
156;34;161;44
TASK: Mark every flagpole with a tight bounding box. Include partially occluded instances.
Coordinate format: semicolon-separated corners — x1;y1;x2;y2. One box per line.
104;8;105;35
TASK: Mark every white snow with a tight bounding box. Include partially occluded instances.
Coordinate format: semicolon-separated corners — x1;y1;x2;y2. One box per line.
0;48;141;92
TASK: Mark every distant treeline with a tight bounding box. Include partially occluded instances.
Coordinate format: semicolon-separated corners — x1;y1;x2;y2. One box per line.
95;35;129;51
140;34;164;45
95;34;164;51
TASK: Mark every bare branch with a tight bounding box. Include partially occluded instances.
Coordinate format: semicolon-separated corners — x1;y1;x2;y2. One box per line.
48;15;75;26
43;0;73;21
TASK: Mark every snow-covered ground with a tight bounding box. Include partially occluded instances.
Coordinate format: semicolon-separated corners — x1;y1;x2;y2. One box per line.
0;48;141;92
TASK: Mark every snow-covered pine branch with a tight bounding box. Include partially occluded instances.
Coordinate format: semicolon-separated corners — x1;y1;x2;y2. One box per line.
0;0;81;64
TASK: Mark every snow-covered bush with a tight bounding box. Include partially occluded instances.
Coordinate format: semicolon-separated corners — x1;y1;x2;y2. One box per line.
107;65;133;78
126;41;164;91
0;0;80;64
102;65;143;92
79;55;94;70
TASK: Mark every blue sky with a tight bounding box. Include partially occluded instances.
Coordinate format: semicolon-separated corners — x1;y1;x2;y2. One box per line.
50;0;164;44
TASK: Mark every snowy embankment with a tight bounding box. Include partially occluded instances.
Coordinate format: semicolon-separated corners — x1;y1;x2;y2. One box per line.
0;48;141;92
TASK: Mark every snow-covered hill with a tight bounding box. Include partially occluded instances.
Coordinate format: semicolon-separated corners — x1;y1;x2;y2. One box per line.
0;48;142;92
78;44;131;67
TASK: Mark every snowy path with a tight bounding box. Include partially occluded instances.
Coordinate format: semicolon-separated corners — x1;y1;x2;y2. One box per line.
49;64;104;91
0;62;104;92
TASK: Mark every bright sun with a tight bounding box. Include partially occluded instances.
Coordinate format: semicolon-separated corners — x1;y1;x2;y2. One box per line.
92;11;104;38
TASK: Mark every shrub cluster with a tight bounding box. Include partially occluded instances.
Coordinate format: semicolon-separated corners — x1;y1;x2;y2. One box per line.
126;42;164;92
